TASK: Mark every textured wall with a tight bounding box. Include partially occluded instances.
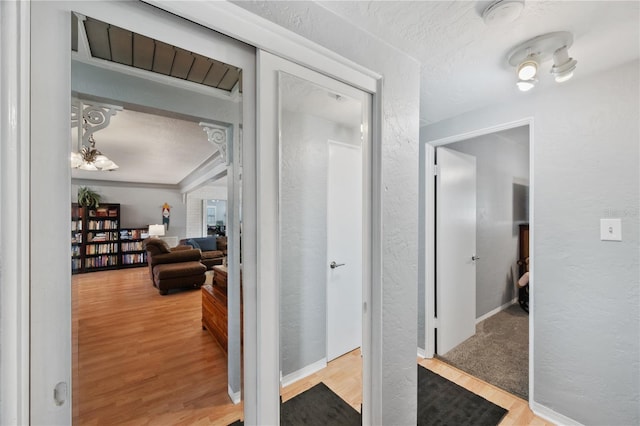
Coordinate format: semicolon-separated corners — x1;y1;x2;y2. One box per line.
424;61;640;425
447;127;530;318
232;2;421;423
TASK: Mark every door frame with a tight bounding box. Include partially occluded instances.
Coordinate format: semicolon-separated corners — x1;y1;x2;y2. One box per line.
421;117;534;402
1;1;383;425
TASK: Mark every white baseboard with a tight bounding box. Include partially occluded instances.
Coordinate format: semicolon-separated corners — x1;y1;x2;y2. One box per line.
476;297;518;324
228;384;241;405
280;358;327;388
530;401;583;426
417;347;426;358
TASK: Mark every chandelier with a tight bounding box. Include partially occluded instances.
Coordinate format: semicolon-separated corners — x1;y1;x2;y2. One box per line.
70;100;122;171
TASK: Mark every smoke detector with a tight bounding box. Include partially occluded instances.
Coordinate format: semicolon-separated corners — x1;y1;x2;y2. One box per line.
482;0;525;26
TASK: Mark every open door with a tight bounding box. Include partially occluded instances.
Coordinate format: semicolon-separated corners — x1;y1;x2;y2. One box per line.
436;147;477;355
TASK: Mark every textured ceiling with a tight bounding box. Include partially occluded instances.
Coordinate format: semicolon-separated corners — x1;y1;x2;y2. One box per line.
73;1;639;185
71;109;215;185
318;0;640;126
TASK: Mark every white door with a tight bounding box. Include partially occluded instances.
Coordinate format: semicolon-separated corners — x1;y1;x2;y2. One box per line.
327;141;363;361
436;147;477;355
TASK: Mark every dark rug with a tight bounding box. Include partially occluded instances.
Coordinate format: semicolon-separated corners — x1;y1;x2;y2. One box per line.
228;382;360;426
418;365;507;426
438;304;529;399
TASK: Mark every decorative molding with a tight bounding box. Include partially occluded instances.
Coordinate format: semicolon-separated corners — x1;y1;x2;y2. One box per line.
71;99;122;147
200;122;230;165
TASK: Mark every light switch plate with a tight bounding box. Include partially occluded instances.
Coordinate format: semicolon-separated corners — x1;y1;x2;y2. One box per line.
600;218;622;241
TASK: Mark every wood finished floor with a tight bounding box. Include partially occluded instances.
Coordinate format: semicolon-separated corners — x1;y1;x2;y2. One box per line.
74;268;551;425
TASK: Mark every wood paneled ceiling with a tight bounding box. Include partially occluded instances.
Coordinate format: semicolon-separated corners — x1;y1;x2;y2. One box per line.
72;15;242;93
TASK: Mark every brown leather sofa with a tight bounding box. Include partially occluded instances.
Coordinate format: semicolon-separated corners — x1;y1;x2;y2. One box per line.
142;238;206;295
179;236;227;269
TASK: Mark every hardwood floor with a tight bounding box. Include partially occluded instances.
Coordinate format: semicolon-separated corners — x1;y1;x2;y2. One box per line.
74;268;551;425
73;268;243;425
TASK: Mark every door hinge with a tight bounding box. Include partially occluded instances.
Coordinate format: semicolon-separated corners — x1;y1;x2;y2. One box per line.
433;317;439;328
433;164;439;176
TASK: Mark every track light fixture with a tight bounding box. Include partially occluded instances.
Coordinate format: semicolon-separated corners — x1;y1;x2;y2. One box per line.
507;31;577;92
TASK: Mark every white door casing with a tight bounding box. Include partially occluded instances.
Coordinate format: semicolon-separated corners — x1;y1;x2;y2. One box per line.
327;141;363;361
436;147;477;355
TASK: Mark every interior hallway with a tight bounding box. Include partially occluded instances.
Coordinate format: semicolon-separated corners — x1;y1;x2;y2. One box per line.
73;268;548;425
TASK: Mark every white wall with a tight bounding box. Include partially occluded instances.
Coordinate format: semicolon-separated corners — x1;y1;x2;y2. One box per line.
233;3;421;423
423;60;640;425
447;126;529;317
72;181;186;239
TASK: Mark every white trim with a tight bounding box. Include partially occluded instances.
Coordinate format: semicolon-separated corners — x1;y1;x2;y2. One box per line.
475;298;518;324
530;402;583;426
0;1;31;424
427;118;534;147
423;143;436;359
280;358;328;388
417;348;426;359
423;117;534;406
228;384;241;405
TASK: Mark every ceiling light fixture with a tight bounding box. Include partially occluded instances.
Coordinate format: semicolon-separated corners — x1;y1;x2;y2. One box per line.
507;31;577;92
516;56;539;81
71;100;122;171
550;45;577;83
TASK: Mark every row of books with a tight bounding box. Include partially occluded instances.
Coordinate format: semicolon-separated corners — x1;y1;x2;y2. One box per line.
71;220;82;231
121;241;144;251
71;258;82;271
122;253;146;265
85;243;118;255
87;220;119;230
120;229;149;240
71;232;83;244
85;255;118;269
87;232;119;242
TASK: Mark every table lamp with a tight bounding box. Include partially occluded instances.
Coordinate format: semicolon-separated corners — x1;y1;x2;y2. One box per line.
148;224;165;238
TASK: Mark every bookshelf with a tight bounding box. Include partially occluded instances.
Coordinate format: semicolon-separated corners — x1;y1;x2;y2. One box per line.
120;227;149;268
71;203;83;274
71;203;121;273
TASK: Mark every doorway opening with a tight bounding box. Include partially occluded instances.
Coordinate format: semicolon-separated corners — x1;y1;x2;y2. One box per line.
67;6;246;423
424;122;532;401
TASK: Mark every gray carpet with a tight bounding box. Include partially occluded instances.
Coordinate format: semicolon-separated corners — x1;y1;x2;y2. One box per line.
438;304;529;399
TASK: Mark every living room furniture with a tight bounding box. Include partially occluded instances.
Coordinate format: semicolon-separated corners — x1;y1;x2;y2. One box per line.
71;203;121;274
119;227;148;268
180;236;226;269
201;265;242;354
142;238;206;295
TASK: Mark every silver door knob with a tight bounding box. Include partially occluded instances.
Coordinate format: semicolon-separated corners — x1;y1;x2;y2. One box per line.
472;255;480;261
330;261;345;269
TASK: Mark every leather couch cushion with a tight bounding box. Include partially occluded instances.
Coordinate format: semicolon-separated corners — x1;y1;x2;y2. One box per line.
154;261;206;279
